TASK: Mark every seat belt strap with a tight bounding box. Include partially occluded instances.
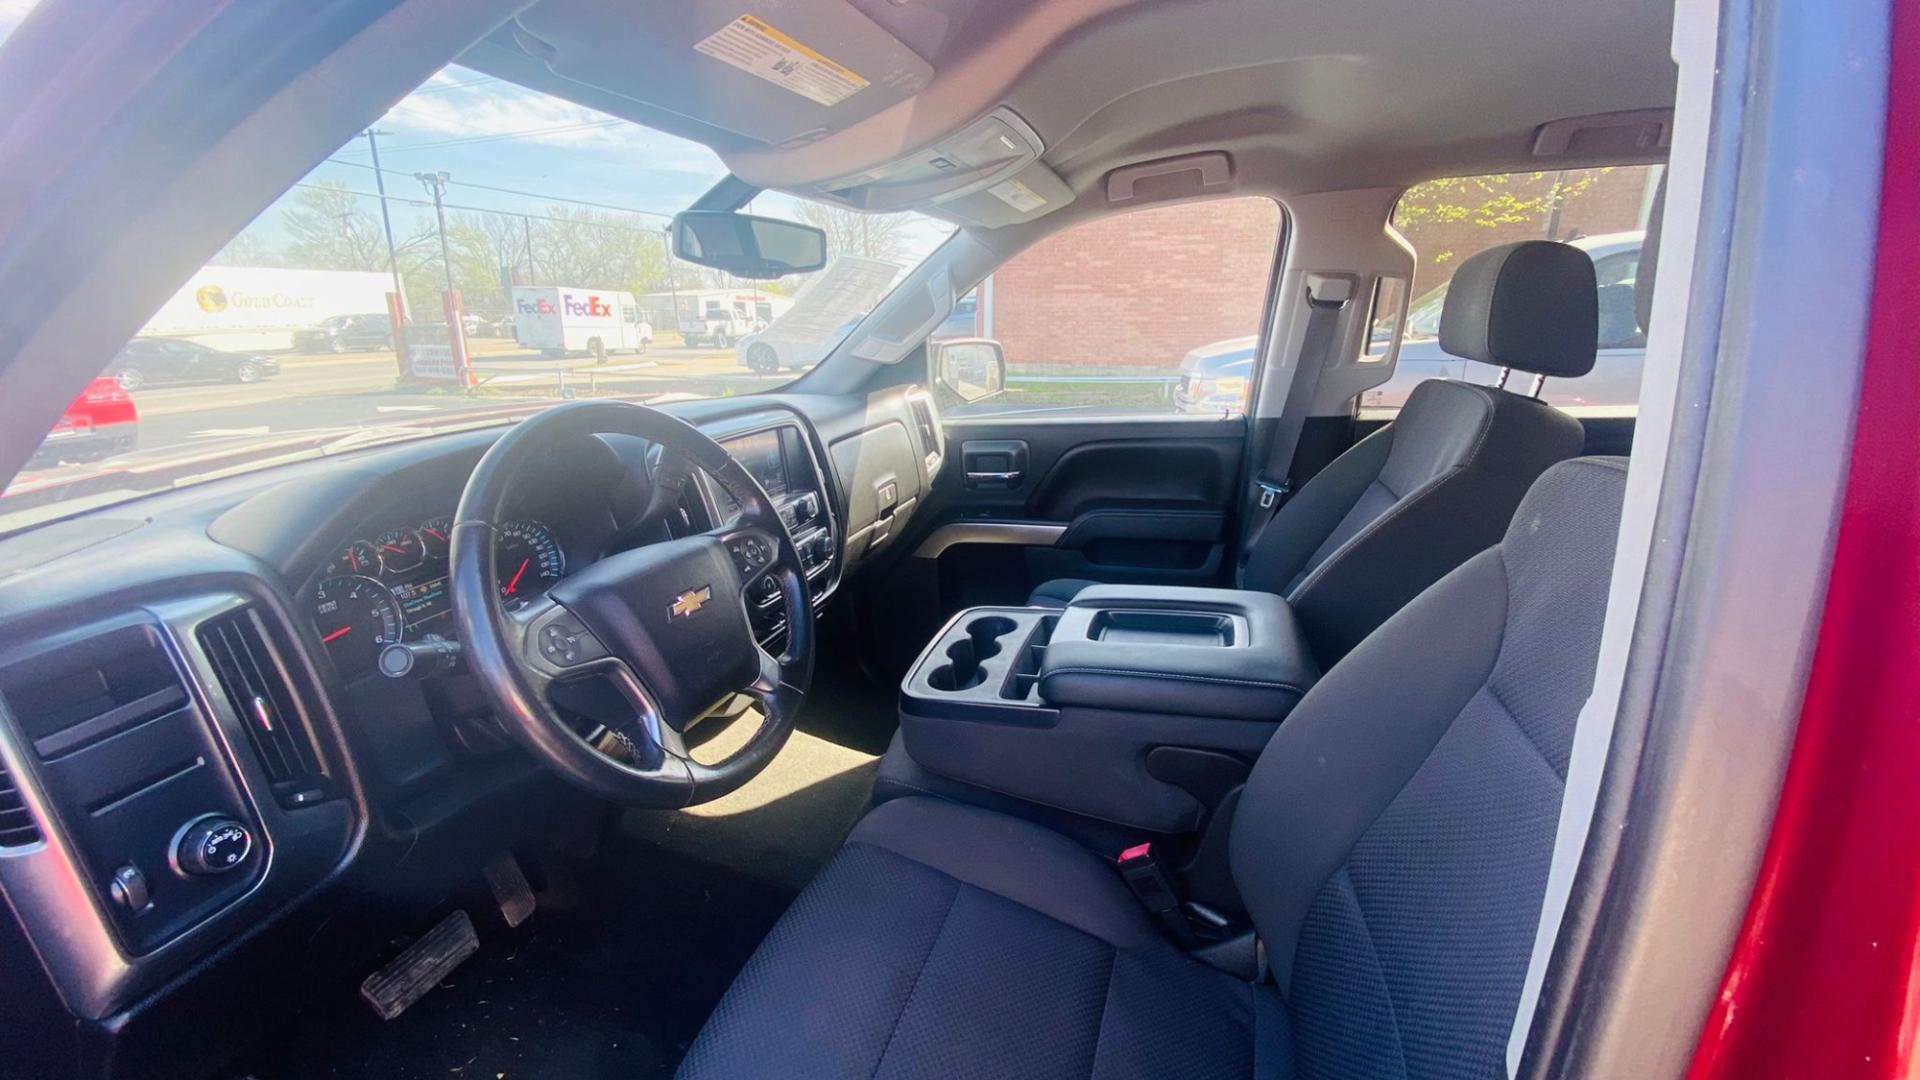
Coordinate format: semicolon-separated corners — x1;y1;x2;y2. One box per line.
1238;278;1354;573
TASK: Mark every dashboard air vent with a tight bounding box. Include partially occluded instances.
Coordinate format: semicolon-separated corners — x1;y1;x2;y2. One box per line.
198;608;330;807
907;395;941;470
0;764;40;847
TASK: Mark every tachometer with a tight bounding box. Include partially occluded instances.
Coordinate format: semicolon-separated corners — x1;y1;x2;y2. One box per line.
312;575;404;673
375;527;426;575
496;520;566;611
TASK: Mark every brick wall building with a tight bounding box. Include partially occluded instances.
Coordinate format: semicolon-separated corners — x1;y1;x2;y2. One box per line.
984;196;1282;372
980;166;1657;373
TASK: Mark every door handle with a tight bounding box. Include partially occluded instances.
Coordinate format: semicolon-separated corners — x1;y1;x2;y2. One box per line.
964;469;1022;486
959;439;1029;488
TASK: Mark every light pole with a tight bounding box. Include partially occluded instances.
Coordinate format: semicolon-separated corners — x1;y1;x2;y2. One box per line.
663;223;680;345
415;171;455;299
362;130;405;312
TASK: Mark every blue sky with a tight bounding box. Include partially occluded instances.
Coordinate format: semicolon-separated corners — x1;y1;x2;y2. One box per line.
0;7;952;271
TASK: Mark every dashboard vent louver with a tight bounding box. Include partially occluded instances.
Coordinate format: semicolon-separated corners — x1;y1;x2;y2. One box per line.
0;764;40;847
907;395;941;469
198;608;329;807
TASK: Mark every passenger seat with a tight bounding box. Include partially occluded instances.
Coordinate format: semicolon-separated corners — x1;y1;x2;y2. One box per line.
1028;239;1599;663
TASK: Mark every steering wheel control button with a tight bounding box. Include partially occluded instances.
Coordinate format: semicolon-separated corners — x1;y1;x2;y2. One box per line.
726;534;775;575
176;817;253;876
536;614;607;667
109;864;152;912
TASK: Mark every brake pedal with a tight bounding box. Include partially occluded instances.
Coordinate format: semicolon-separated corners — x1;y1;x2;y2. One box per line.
359;909;479;1021
484;853;537;928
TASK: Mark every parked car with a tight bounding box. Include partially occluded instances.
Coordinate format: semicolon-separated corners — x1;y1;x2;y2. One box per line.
1173;335;1257;415
738;314;863;374
28;376;138;467
107;337;281;390
1174;231;1647;415
292;312;394;353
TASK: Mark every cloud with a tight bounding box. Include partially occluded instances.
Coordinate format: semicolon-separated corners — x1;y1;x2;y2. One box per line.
370;69;718;174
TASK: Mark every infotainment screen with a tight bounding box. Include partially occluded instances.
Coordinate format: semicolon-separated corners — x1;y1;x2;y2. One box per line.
724;430;789;499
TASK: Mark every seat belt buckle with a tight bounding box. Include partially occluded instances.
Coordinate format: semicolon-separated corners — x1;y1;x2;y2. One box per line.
1257;479;1290;509
1115;843;1197;946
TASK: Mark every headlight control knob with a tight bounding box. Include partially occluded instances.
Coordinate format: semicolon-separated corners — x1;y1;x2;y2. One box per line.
175;817;253;876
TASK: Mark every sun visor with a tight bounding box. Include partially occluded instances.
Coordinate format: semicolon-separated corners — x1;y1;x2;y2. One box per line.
509;1;933;149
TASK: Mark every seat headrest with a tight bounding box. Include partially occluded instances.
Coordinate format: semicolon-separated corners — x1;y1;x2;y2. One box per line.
1438;240;1598;378
1635;174;1667;336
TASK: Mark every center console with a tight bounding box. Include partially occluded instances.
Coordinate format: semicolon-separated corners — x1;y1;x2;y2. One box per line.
897;585;1320;834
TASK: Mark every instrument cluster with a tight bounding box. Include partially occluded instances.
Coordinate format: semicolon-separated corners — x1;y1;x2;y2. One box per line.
309;516;565;675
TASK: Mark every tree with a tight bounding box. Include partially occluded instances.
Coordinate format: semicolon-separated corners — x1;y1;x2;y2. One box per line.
525;206;669;296
208;229;280;268
793;202;911;265
281;181;393;272
1392;169;1612;268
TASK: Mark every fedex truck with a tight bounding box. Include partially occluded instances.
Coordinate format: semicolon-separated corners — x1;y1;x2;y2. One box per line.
511;286;653;358
139;267;393;352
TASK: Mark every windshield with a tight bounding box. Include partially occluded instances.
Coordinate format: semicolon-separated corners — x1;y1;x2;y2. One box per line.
3;64;954;532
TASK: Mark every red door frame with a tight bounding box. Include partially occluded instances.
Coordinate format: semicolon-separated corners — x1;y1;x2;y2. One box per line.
1686;0;1920;1073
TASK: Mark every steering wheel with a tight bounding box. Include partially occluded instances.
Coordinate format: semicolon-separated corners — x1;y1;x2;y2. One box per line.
450;400;814;808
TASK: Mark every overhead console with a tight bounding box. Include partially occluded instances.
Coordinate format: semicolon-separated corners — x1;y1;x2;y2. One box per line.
897;585;1320;834
806;108;1074;228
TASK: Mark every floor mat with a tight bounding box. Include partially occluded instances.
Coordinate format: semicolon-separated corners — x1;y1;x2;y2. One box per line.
245;731;881;1080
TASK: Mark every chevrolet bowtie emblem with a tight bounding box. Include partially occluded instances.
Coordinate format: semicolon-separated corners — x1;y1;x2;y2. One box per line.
669;585;713;619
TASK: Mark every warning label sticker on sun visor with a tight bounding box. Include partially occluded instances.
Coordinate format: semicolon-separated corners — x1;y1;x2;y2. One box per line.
695;15;870;108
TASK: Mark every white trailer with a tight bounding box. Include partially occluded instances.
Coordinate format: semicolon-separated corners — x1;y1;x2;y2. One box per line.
736;256;903;373
139;266;393;352
511;286;652;358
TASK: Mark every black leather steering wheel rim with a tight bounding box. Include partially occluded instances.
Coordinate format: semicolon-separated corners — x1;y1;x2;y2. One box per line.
450;400;814;808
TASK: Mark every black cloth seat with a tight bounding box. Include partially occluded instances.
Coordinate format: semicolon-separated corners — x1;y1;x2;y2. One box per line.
676;795;1292;1079
1028;240;1599;664
680;457;1629;1080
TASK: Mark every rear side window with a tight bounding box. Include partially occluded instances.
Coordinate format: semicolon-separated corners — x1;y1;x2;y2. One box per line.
945;196;1284;419
1368;165;1663;419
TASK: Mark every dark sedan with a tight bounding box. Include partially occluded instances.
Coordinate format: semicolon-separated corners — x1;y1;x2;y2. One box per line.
107;338;281;391
292;313;394;353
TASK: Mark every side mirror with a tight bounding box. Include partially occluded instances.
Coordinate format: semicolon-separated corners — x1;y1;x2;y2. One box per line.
931;338;1007;406
670;211;828;279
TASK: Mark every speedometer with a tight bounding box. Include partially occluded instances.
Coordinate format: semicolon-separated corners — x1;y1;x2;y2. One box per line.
312;575;404;674
496;520;566;611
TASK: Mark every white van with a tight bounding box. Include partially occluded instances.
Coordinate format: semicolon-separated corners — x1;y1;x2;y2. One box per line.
511;286;652;359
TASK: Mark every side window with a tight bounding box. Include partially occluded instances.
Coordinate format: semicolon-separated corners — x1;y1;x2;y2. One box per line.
1364;165;1663;419
943;196;1284;418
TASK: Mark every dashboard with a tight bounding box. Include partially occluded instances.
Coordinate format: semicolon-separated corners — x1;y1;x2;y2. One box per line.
0;389;940;1070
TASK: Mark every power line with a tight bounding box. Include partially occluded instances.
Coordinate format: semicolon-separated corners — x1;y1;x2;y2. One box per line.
321;157;675;220
355;118;625;156
290;181;671;237
409;76;501;95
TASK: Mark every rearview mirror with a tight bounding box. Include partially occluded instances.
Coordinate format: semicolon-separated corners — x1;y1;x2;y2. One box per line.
931;338;1007;406
671;211;828;279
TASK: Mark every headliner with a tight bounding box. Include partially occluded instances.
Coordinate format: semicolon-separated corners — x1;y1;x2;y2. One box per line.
456;0;1677;211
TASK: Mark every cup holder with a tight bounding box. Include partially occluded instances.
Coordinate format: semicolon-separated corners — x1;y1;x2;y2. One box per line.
926;615;1019;692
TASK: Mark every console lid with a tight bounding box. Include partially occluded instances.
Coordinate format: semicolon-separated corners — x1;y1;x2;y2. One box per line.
1039;585;1318;722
